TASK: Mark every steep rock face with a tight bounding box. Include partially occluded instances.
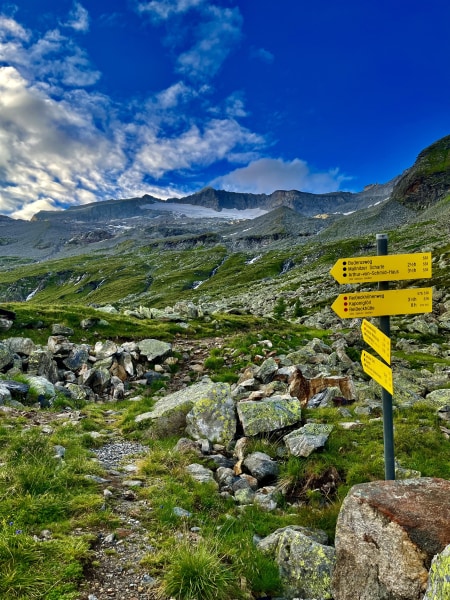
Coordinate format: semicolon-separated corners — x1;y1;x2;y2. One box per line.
168;183;397;217
390;135;450;210
332;478;450;600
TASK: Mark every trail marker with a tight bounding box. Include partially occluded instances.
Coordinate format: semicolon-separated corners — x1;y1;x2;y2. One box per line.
330;252;432;284
330;233;434;481
331;287;433;318
361;319;391;364
361;350;393;395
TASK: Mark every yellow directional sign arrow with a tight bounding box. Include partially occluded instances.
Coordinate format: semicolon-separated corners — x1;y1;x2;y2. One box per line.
330;252;432;284
331;287;433;318
361;319;391;364
361;350;393;395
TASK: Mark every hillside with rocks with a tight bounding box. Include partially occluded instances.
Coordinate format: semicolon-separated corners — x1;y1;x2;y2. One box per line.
0;134;450;599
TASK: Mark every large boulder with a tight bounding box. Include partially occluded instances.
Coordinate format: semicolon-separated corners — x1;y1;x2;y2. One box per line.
258;526;335;599
423;544;450;599
185;382;236;444
332;478;450;600
237;395;301;436
27;349;59;383
135;379;225;437
4;337;36;356
137;339;172;362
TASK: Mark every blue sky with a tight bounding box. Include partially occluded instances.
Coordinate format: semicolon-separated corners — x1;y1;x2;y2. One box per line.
0;0;449;219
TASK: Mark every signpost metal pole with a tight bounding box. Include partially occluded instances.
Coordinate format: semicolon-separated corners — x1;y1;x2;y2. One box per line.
376;233;395;480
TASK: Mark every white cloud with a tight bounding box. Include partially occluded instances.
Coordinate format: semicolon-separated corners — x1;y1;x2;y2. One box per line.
0;15;29;40
212;158;351;194
62;3;90;33
175;5;242;80
251;47;274;64
136;0;205;20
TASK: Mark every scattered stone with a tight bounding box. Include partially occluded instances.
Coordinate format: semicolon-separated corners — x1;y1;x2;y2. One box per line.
283;423;334;457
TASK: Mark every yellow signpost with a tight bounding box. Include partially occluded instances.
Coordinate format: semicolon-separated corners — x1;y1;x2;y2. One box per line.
361;319;391;364
330;252;432;284
330;235;434;480
331;287;433;318
361;350;393;395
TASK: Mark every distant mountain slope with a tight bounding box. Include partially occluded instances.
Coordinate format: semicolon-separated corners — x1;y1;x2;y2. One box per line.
390;135;450;209
166;181;396;217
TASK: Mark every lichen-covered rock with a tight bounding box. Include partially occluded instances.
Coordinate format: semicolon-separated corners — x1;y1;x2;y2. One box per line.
283;423;333;457
135;379;221;437
137;339;171;362
94;340;118;359
237;395;301;436
258;526;335;599
185;382;236;444
423;544;450;599
185;463;218;487
332;478;450;600
424;388;450;407
5;337;36;356
24;375;55;399
28;349;59;383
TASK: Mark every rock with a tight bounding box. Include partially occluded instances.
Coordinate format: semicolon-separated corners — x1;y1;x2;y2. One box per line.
135;379;218;437
94;340;118;359
215;467;236;488
332;478;450;600
425;389;450;407
27;349;59;383
185;382;236;444
0;385;12;405
423;544;450;599
65;383;93;401
47;335;73;356
254;357;278;384
95;305;118;314
80;317;102;329
24;376;55;399
234;487;255;505
0;318;13;331
242;451;279;483
0;342;14;370
137;339;172;362
254;486;278;511
283;423;333;457
4;337;36;356
258;526;335;599
237;395;301;436
0;380;30;396
63;345;90;371
51;324;74;336
185;463;218;487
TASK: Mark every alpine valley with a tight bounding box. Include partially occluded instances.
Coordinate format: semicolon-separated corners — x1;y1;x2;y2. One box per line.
0;135;449;317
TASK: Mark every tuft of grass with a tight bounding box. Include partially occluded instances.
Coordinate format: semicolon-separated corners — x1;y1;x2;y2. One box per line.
160;539;239;600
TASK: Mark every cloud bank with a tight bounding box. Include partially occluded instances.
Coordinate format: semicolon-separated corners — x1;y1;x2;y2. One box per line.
212;158;352;194
0;2;350;220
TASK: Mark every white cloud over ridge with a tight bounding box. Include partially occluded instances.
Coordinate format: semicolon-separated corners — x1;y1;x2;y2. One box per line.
0;3;350;221
212;158;352;195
